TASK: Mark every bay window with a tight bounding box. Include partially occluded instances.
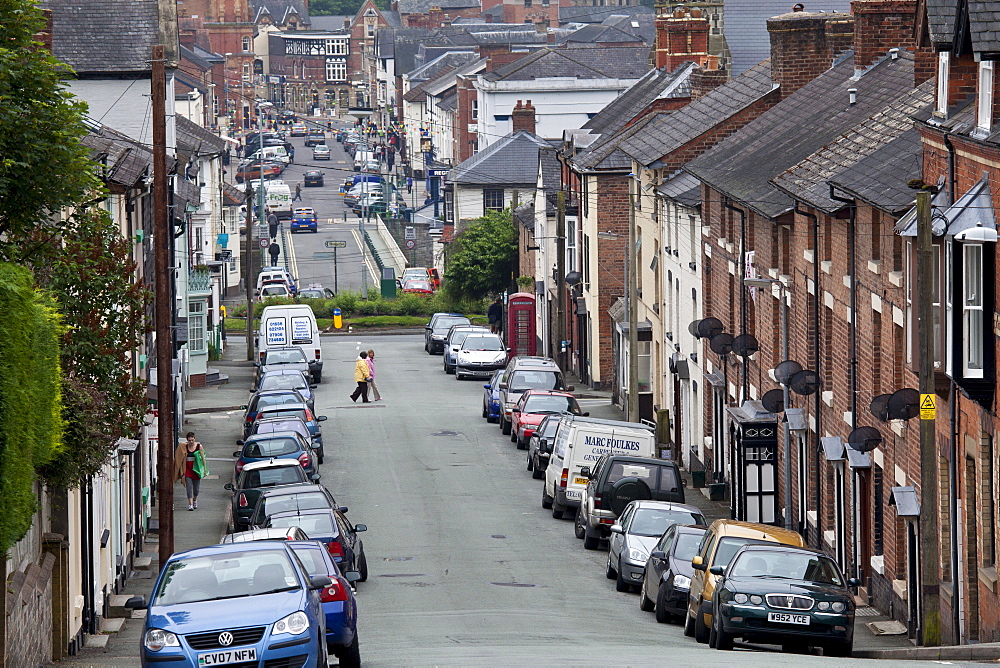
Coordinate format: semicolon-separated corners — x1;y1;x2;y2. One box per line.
963;243;984;378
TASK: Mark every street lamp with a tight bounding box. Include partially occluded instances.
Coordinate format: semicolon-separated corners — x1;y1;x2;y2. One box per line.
744;276;793;531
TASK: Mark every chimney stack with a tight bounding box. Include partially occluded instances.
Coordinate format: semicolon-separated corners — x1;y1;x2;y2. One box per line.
654;6;711;71
511;100;536;135
689;56;728;100
767;11;853;100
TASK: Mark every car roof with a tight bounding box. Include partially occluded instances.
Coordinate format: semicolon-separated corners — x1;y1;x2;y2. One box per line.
731;542;831;558
305;170;322;175
226;527;302;542
255;388;306;398
258;482;327;498
268;507;336;519
627;500;703;514
170;540;293;561
245;430;307;443
706;519;805;545
522;389;573;398
241;458;305;472
672;524;709;536
258;403;309;413
260;369;309;378
602;454;676;466
559;414;655;432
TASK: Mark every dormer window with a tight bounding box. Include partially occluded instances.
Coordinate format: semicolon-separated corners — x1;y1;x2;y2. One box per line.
936;51;950;117
976;60;995;137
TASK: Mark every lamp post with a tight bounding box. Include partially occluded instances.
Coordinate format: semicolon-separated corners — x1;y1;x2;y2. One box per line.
745;276;793;531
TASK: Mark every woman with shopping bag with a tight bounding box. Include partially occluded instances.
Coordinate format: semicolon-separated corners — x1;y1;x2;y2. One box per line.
174;432;209;511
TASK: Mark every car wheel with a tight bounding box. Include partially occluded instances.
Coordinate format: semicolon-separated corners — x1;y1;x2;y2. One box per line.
825;640;853;657
516;436;528;450
318;448;325;465
531;459;545;480
694;606;710;644
482;402;488;419
510;428;517;443
357;549;368;582
583;529;600;550
615;557;631;592
655;583;672;623
312;370;322;384
683;612;695;637
334;632;361;668
573;509;586;539
606;551;616;579
639;577;655;612
526;454;533;471
500;416;511;435
541;486;553;509
551;502;564;520
712;614;734;651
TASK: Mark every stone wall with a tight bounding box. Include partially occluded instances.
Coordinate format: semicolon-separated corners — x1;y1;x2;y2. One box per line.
6;552;55;666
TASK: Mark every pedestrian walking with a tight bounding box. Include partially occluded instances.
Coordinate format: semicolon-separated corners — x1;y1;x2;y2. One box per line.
349;351;371;403
293;182;302;201
174;432;208;511
288;144;295;160
406;176;413;194
366;349;381;401
488;298;503;335
268;242;280;265
267;209;279;239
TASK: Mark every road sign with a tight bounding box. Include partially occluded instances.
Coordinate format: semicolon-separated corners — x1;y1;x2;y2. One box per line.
254;224;268;239
404;226;416;240
215;250;233;262
919;393;936;420
259;237;270;249
325;240;347;248
405;239;416;250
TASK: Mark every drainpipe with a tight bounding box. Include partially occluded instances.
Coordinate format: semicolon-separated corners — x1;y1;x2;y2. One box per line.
950;380;960;642
795;203;822;549
723;198;748;403
830;186;859;580
944;133;956;204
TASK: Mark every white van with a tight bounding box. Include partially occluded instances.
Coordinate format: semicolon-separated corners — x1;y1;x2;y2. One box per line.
542;416;656;519
265;181;292;220
353;149;374;172
257;304;323;383
248;145;290;165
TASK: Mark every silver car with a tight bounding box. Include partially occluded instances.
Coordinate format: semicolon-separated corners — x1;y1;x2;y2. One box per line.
607;500;707;593
312;144;331;160
454;333;507;380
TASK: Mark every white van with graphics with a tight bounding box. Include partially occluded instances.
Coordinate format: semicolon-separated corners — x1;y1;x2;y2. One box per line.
542;416;656;519
257;304;323;383
265;181;292;220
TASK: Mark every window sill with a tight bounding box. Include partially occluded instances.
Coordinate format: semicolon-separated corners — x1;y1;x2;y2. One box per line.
979;566;998;593
889;270;903;287
821;260;832;275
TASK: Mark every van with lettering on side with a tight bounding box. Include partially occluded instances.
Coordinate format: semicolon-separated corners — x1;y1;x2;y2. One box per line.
542;415;656;520
257;304;323;383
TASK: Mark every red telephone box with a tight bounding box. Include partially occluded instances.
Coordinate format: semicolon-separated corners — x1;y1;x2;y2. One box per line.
506;292;536;357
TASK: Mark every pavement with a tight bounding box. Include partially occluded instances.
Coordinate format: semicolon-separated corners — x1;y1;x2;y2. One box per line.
50;334;997;666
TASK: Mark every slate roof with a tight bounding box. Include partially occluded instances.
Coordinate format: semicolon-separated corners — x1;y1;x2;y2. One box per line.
925;0;956;46
438;92;458;111
449;131;551;185
252;0;311;27
773;75;936;213
573;111;670;172
407;51;476;82
176;116;228;159
685;52;918;219
81;123;152;188
827;128;923;213
558;5;653;25
180;45;214;72
222;183;247;206
539;144;561;215
308;16;350;31
583;63;694;136
617;60;776;167
723;0;851;75
657;171;701;209
603;13;656;45
560;24;644;46
482;46;651;82
42;0;159;74
394;0;479;13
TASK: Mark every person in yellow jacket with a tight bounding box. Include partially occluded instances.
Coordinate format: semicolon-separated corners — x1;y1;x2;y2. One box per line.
349;350;372;403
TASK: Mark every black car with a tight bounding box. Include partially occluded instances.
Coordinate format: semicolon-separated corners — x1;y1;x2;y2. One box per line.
243;482;338;529
304;170;324;187
424;313;471;354
640;524;707;623
224;458;319;532
241;388;311;439
527;414;560;479
265;508;368;582
304;129;326;147
710;543;857;656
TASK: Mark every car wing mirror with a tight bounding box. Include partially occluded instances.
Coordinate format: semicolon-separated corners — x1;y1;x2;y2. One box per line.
344;570;362;584
310;474;322;482
354;523;367;532
582;412;590;417
338;506;349;513
709;565;725;576
847;577;860;587
309;575;333;590
567;385;575;392
692;556;705;570
499;382;507;389
309;384;317;389
650;550;666;560
233;451;242;457
317;416;328;422
237;517;251;526
236;439;245;446
224;483;234;491
124;595;147;610
484;384;491;389
609;524;623;534
240;405;248;410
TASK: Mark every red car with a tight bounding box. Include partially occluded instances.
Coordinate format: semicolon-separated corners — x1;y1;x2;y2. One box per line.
401;279;434;296
510;389;587;449
236;161;282;183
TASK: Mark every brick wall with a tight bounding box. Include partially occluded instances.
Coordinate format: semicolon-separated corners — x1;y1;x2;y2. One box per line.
851;0;918;69
455;76;479;163
768;12;853;100
654;8;711;71
592;174;630;386
511;100;536;135
6;553;55;666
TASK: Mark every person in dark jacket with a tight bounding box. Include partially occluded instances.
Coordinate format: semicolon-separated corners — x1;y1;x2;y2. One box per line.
488;298;503;334
268;242;280;265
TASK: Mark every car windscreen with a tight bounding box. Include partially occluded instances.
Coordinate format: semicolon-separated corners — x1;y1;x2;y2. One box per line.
154;549;300;605
714;537;761;569
539;418;560;437
674;532;704;561
260;375;308;392
297;290;324;299
605;462;681;494
289;545;331;577
268;513;337;536
462;336;504;351
628;508;704;537
243;437;300;458
244;467;306;488
258;492;332;519
510;370;562;392
262;286;287;296
263;349;308;365
259;409;309;423
522;395;579;415
433;316;469;333
255;393;303;410
729;549;842;585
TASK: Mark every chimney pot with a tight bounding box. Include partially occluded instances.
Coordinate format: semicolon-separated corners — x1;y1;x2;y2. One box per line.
690;7;702;18
889;47;899;60
673;8;684;18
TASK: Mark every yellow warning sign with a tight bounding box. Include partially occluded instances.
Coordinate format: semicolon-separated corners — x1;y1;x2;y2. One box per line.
920;393;936;420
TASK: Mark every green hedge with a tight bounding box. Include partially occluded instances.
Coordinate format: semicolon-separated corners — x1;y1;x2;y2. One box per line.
232;291;487;319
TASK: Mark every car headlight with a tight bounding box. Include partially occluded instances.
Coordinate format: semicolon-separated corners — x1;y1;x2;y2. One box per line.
628;548;648;563
273;611;309;636
144;628;180;651
494;354;506;362
749;595;763;605
733;593;749;604
672;574;691;589
817;601;830;611
831;601;847;612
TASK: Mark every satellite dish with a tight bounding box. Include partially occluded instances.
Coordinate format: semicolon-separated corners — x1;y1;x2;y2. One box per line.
761;388;785;413
887;388;920;421
733;334;760;358
697;317;724;339
789;369;821;396
709;333;734;355
847;426;883;453
869;393;893;422
688;319;703;339
774;360;803;386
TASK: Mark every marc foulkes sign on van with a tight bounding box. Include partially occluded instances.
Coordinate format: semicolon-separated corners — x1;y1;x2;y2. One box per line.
583;436;641;451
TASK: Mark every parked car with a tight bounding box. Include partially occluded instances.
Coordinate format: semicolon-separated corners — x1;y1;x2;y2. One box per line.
606;500;707;592
235;161;282;183
497;357;568;435
639;524;707;623
127;542;330;667
241;389;311;438
575;454;687;549
304;129;326;147
265;508;368;581
400;267;429;284
221;526;310;543
710;543;856;656
685;519;806;644
288;541;362;665
233;431;316;477
254;347;312;389
313;144;331;160
277;110;297;124
256;267;297;296
247;417;320;462
362;158;380;173
224;458;317;531
526;414;560;479
298;286;335;299
260;283;292;299
510;389;586;448
253;369;315;407
455;333;507;380
257;304;322;382
304;170;324;187
401;279;434;296
291;210;318;233
244;483;338;529
424;313;470;354
251;404;328;461
482;370;503;423
443;325;490;374
290;123;309;136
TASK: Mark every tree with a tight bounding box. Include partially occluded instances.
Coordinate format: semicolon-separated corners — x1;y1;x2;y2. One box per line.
443;209;518;300
311;0;387;15
0;0;100;243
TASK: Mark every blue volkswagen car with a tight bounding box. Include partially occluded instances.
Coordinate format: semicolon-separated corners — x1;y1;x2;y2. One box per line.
482;369;502;423
126;541;330;667
290;211;318;233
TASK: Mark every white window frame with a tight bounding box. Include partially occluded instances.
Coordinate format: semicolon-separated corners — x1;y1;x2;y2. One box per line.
963;243;985;378
977;60;995;135
936;51;950;117
325;60;346;82
242;36;251;52
483;189;504;212
471;98;478;120
189;301;206;353
566;215;577;273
